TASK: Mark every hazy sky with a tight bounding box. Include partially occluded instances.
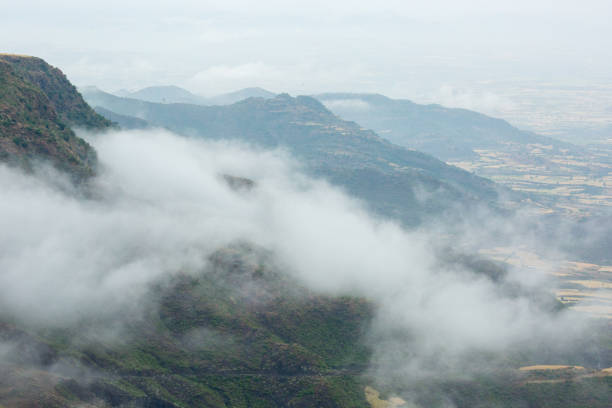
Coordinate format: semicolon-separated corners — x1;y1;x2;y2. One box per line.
2;1;611;100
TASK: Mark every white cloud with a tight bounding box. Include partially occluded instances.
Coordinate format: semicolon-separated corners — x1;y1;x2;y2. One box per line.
0;128;592;379
322;98;371;111
432;85;517;113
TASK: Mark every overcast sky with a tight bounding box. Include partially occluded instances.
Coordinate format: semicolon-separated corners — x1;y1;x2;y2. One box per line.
2;1;611;100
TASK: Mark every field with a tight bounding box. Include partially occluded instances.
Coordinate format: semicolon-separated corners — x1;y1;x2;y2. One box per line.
480;247;612;319
365;386;407;408
417;81;612;145
450;141;612;217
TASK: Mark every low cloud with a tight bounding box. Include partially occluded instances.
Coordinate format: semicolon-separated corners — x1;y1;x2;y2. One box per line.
322;98;372;111
189;62;283;94
433;84;517;114
0;128;596;384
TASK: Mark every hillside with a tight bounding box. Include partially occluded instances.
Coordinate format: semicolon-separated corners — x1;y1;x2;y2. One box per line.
0;54;111;130
83;89;501;225
1;244;610;407
317;93;611;217
0;55;110;178
0;245;374;407
315;93;574;161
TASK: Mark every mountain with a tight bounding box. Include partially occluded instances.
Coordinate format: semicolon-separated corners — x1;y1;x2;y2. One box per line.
315;93;576;162
0;54;111;178
0;245;374;407
1;54;111;131
118;85;204;104
115;85;276;106
315;93;612;219
2;245;609;407
83;89;501;225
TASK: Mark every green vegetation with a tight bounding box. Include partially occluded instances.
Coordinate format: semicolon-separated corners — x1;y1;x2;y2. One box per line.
0;246;374;407
394;373;612;408
0;54;111;178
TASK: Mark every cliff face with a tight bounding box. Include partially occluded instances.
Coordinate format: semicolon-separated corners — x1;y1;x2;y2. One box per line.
0;54;110;178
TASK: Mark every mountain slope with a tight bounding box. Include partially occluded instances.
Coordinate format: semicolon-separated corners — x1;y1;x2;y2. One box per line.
316;93;576;161
83;89;501;225
0;55;110;178
0;245;374;407
0;54;111;131
315;93;612;217
2;244;609;407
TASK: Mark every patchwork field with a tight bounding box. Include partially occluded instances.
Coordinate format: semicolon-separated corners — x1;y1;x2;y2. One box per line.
480;247;612;319
450;141;612;217
423;81;612;144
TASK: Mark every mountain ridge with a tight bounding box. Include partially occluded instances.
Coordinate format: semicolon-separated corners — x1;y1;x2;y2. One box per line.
315;92;579;161
83;88;502;225
0;54;111;178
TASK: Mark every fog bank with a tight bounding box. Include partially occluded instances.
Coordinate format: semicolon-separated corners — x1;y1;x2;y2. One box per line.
0;129;592;380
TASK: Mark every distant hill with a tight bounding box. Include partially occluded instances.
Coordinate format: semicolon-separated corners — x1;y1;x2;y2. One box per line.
0;54;111;178
117;85;204;104
115;85;276;106
316;93;577;161
313;94;612;221
83;88;502;225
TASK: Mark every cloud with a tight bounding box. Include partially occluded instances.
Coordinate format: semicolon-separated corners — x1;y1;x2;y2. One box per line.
193;62;279;80
433;85;517;113
322;98;371;111
0;128;596;383
188;62;283;94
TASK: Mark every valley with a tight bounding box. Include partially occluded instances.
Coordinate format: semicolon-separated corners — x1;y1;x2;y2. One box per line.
449;141;612;217
0;55;610;407
480;247;612;319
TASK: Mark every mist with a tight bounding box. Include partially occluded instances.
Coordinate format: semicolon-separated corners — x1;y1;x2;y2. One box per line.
0;128;594;382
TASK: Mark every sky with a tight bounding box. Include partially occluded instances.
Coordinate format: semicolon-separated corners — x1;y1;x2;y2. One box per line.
2;0;611;99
